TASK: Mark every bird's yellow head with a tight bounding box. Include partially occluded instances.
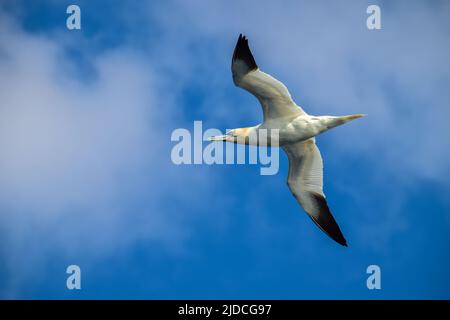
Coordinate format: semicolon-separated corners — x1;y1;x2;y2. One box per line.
208;127;254;144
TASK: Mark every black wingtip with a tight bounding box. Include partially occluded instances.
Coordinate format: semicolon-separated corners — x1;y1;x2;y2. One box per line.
308;193;348;247
232;33;258;71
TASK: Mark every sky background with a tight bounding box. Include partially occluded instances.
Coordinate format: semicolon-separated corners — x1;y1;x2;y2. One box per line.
0;0;449;299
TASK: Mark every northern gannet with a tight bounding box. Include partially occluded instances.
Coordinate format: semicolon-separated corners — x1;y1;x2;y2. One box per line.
210;34;365;246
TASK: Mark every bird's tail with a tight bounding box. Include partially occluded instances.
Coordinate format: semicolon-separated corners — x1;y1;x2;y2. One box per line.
337;114;366;123
324;114;366;131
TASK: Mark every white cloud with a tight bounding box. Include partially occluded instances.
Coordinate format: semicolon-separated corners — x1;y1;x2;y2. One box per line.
1;0;450;296
0;9;227;296
138;0;450;250
145;0;450;183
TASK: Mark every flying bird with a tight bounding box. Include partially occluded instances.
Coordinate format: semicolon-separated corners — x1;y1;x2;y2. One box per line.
209;34;365;246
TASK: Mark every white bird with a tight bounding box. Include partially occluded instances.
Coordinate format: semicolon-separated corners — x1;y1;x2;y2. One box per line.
210;34;365;246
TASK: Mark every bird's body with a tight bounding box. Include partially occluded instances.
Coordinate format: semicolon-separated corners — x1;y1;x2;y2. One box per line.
209;34;365;246
222;113;362;147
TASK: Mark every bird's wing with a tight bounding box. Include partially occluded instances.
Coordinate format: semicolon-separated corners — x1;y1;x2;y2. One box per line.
283;138;347;246
231;34;306;121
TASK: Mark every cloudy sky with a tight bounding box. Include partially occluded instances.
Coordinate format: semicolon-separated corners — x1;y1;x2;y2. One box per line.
0;0;449;299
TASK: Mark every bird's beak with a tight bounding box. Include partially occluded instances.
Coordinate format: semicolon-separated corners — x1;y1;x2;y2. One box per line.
207;135;229;142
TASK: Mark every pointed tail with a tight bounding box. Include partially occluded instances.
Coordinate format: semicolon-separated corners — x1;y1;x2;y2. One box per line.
325;114;366;130
341;114;366;122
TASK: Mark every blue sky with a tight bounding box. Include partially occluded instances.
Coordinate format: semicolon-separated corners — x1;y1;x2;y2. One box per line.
0;0;449;299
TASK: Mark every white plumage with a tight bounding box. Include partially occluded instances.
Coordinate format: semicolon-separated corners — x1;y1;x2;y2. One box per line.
210;34;365;246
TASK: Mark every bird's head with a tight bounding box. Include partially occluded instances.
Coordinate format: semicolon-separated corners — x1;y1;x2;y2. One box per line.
229;127;252;137
208;127;252;143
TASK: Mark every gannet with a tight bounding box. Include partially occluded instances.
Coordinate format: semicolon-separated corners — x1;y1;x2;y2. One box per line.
209;34;365;246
